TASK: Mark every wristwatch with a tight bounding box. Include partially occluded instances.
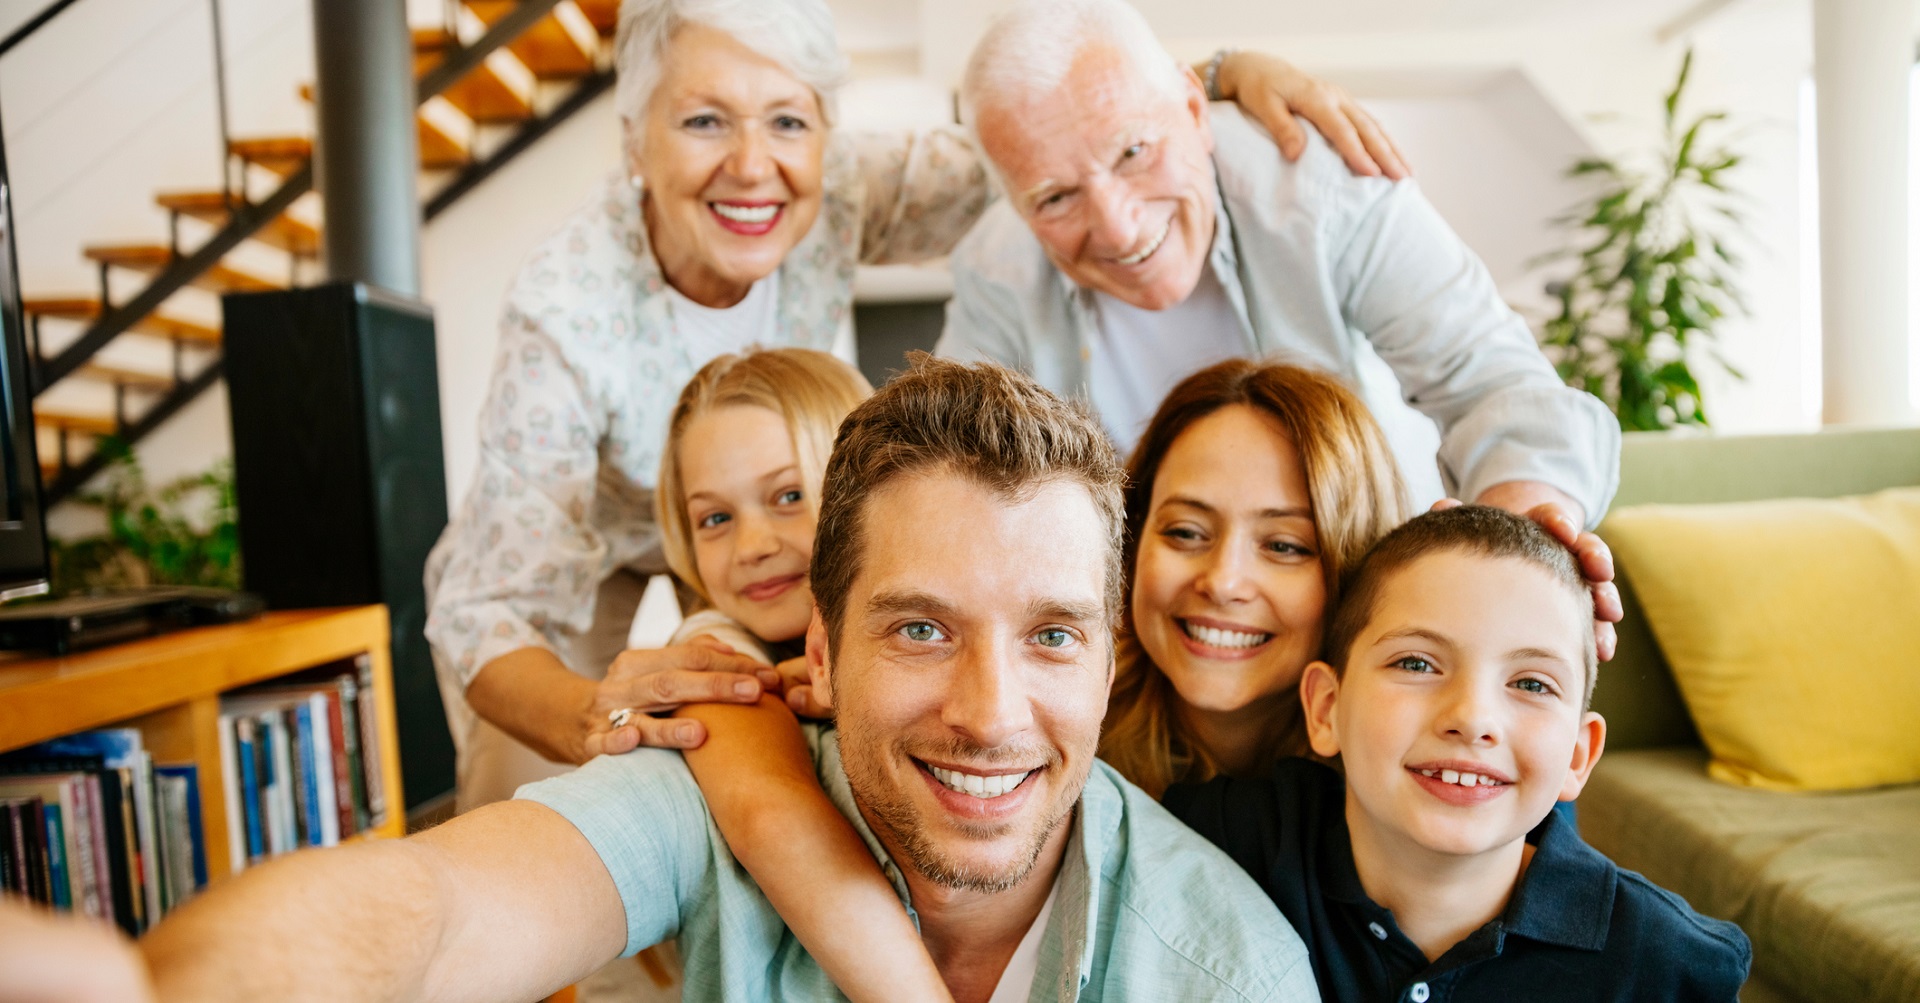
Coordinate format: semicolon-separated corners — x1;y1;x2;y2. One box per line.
1204;48;1238;102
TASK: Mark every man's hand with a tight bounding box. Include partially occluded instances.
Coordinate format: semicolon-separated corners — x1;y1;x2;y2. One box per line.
1213;51;1410;180
1440;482;1624;662
582;637;777;758
0;897;154;1003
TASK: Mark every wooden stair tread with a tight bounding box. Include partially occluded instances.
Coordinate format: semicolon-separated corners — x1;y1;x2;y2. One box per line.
417;97;474;169
76;363;174;391
23;297;221;344
572;0;617;36
81;244;281;294
296;86;470;170
414;27;535;123
33;407;118;436
155;191;322;256
465;1;599;79
228;136;311;176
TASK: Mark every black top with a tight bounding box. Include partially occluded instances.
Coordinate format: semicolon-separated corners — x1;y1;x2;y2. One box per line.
1163;759;1751;1002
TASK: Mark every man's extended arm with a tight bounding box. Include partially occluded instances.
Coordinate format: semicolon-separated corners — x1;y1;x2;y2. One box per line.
137;800;626;1003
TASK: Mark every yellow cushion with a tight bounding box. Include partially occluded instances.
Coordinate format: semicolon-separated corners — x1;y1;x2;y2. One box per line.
1602;487;1920;792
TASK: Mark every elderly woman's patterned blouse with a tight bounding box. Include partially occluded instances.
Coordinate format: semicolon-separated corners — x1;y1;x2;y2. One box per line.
425;127;990;691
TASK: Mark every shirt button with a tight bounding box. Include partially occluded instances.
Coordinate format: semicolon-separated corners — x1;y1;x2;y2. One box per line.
1409;983;1430;1002
1368;921;1388;940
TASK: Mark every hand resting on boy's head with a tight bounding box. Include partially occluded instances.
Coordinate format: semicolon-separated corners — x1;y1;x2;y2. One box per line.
581;635;778;757
1430;496;1623;661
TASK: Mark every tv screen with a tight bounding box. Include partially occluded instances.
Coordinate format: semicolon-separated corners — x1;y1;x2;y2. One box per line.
0;129;50;602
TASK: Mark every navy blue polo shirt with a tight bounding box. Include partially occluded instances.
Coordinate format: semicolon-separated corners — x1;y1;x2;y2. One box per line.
1164;758;1751;1002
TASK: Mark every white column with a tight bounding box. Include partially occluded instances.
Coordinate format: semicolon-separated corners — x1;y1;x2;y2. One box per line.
1813;0;1913;424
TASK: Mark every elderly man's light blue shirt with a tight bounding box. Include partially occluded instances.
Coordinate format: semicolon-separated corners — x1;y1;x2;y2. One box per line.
517;729;1316;1001
937;106;1621;527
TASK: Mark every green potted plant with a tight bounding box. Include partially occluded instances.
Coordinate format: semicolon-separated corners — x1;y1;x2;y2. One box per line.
1537;49;1749;431
47;442;241;595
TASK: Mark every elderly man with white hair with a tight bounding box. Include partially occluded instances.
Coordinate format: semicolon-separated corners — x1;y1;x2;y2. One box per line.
937;0;1625;618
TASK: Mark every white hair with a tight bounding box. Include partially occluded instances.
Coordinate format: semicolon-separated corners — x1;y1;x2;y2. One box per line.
614;0;848;136
960;0;1186;128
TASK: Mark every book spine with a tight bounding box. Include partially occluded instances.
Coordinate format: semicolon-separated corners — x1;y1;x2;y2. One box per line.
265;712;295;858
21;799;48;906
289;705;316;848
81;774;121;930
178;768;207;890
216;715;246;874
64;778;102;920
95;770;136;936
2;800;26;898
42;804;68;910
336;675;370;833
322;691;351;841
309;694;339;846
355;655;386;826
131;752;161;927
115;767;144;933
152;775;178;913
235;717;264;864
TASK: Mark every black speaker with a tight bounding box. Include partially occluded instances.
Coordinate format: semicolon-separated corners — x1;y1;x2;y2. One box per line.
222;281;454;811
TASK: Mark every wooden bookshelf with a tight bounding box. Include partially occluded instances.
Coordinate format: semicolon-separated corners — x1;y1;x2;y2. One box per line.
0;606;406;882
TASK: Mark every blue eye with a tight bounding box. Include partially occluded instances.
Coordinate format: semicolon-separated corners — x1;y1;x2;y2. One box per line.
901;622;946;643
1514;678;1553;695
683;113;721;130
1393;656;1434;674
697;511;731;530
1034;628;1073;649
776;489;803;505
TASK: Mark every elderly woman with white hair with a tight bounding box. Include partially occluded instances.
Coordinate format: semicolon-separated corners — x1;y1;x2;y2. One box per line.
423;0;1407;822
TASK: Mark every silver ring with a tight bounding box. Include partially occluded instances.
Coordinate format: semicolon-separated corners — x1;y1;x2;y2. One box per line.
608;707;638;729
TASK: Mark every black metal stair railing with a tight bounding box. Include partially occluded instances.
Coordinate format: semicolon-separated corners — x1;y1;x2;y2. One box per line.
5;0;596;505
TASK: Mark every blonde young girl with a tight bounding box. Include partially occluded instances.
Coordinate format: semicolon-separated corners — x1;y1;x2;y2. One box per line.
653;346;868;687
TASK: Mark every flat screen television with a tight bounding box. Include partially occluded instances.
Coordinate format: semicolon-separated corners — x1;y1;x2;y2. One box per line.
0;129;50;602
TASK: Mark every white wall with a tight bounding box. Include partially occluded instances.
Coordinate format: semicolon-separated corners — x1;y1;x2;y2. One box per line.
4;0;1842;538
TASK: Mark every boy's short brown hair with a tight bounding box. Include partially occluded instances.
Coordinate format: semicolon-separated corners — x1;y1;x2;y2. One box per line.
1322;505;1598;707
809;354;1126;642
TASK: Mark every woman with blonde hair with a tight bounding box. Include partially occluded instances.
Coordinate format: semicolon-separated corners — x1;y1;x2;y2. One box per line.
1100;359;1412;796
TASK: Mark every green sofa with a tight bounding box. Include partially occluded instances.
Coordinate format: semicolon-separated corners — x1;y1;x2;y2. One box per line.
1580;425;1920;1003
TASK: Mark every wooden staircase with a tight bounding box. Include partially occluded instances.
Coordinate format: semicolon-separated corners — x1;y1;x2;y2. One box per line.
27;0;620;504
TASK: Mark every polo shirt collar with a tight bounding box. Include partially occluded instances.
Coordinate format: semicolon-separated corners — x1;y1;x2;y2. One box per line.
1321;797;1614;954
1500;808;1615;952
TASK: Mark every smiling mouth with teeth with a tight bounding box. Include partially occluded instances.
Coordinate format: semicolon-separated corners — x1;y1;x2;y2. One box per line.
1178;619;1273;650
925;763;1035;799
1414;768;1507;788
1114;219;1171;266
710;202;781;224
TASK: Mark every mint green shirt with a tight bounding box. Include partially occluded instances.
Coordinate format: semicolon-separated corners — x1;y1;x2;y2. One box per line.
517;729;1317;1001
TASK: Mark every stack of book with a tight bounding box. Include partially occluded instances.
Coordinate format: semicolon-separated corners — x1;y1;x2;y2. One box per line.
0;729;207;935
218;654;388;872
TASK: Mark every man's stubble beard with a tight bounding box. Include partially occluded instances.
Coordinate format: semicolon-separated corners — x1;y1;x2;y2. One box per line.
841;730;1085;895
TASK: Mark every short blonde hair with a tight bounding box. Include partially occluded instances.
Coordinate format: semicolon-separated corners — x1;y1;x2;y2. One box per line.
656;348;871;604
1099;360;1413;797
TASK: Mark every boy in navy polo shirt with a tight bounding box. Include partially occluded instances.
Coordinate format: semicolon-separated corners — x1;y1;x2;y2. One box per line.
1165;506;1751;1002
